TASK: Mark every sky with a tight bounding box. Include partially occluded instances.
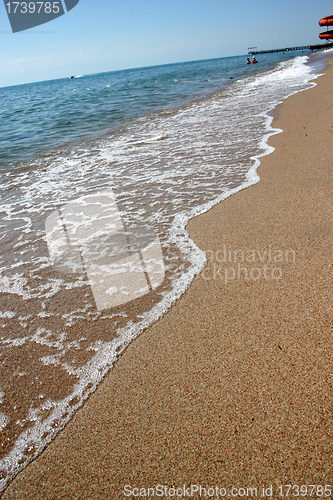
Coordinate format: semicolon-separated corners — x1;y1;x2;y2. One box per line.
1;0;332;88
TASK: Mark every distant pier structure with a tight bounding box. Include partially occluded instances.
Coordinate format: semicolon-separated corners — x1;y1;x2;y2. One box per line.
248;43;333;54
248;45;309;54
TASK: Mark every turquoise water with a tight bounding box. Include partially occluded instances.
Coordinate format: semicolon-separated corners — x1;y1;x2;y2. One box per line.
0;51;313;170
0;49;328;491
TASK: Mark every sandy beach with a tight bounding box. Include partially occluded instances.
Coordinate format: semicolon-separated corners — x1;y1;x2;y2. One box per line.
2;57;333;499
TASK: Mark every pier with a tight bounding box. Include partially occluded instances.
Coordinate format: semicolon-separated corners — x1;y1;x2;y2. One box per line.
248;43;333;54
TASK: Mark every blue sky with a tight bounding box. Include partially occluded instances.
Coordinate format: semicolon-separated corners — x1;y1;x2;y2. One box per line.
1;0;332;88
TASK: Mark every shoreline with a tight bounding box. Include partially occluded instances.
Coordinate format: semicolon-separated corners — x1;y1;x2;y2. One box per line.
2;59;333;499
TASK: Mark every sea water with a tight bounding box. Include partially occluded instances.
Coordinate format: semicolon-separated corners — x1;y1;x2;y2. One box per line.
0;49;329;491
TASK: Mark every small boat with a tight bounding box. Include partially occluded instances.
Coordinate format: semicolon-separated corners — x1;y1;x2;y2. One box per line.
319;29;333;40
319;15;333;26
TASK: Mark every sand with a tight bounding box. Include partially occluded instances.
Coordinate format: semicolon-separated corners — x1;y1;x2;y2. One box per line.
2;58;333;499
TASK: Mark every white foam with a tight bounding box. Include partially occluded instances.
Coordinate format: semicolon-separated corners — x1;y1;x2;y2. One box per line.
0;414;9;432
0;275;30;300
0;311;15;319
0;387;9;432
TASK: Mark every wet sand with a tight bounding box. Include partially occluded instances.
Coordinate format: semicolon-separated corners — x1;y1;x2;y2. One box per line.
3;59;333;498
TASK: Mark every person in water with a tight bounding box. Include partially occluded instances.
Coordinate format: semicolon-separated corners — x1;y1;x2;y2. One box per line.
252;56;258;63
247;58;251;64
